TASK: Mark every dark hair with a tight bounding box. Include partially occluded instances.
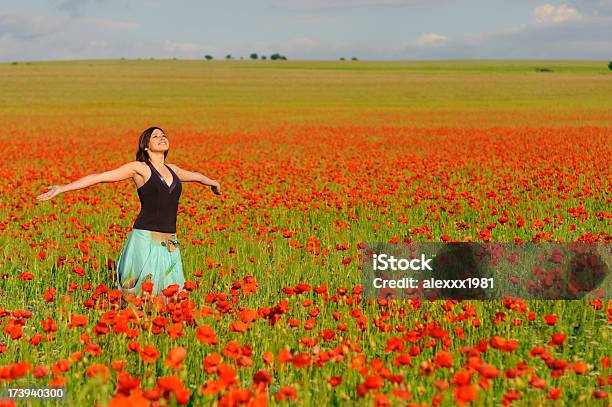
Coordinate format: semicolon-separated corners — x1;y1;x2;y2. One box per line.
136;126;168;162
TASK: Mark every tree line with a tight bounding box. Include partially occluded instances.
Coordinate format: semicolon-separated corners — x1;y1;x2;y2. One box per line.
204;53;287;60
202;54;361;61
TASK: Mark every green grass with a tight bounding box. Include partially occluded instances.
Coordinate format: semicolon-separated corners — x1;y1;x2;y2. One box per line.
1;60;611;129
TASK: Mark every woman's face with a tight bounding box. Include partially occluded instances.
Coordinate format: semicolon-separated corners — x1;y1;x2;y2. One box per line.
148;128;169;154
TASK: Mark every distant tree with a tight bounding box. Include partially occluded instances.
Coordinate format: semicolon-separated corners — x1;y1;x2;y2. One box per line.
261;55;267;60
351;57;358;61
280;55;287;60
225;54;232;60
608;61;612;70
250;53;259;60
204;54;213;60
240;57;244;60
339;57;346;61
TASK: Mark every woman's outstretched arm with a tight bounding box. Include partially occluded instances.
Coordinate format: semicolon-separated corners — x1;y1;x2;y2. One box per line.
36;162;140;202
166;163;222;195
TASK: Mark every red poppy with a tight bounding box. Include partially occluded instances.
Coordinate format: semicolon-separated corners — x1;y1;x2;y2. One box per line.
221;389;252;406
592;390;607;399
451;371;472;388
162;284;179;297
44;288;56;302
217;363;237;388
222;340;242;359
41;317;58;333
393;353;412;367
127;342;141;353
157;374;182;392
199;379;223;396
69;314;88;329
454;385;478;405
275;386;297;401
203;353;222;374
167;323;183;339
86;363;110;383
364;375;384;390
543;314;558;325
328;376;342;387
546;388;562;400
262;352;274;365
117;372;140;395
252;369;272;388
529;374;546;389
140;345;160;363
84;343;102;356
292;353;311;368
489;336;518;352
33;365;48;379
548;333;566;346
110;360;127;371
19;272;34;281
434;351;453;368
165;347;187;370
572;361;588;374
230;321;250;332
51;359;70;375
195;324;218;345
141;281;154;294
72;265;85;277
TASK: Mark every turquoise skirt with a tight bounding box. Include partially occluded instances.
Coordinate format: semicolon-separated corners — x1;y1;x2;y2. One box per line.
116;228;185;299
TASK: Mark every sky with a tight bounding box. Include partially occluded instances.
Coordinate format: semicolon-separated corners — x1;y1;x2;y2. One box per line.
1;0;611;61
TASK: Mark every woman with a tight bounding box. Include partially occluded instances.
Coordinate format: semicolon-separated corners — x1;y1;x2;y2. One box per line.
36;126;222;307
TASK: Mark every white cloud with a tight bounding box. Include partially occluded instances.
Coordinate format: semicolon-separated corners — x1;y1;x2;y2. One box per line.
534;4;580;23
400;14;612;59
413;33;449;47
0;12;144;61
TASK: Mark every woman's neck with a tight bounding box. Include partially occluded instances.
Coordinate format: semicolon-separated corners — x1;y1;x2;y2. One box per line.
148;153;165;167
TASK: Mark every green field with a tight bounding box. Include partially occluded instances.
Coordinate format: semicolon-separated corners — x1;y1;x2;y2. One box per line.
1;60;611;131
0;60;610;406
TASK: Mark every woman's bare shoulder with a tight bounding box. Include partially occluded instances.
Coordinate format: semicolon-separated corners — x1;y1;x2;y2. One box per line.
129;161;149;176
130;160;147;167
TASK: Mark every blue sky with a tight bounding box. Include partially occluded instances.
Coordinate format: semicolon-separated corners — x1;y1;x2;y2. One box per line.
1;0;611;61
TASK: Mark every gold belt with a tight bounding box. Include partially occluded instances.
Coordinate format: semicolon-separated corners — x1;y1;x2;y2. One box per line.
150;231;180;252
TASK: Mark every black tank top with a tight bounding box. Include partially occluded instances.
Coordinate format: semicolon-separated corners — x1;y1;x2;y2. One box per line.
132;159;182;233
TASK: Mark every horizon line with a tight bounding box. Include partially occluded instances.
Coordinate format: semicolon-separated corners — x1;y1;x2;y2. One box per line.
1;57;610;64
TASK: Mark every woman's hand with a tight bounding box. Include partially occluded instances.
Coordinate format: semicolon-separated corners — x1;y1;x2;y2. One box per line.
36;185;64;202
211;181;222;195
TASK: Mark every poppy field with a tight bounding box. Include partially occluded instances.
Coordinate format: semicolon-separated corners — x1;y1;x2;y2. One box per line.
0;60;611;406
